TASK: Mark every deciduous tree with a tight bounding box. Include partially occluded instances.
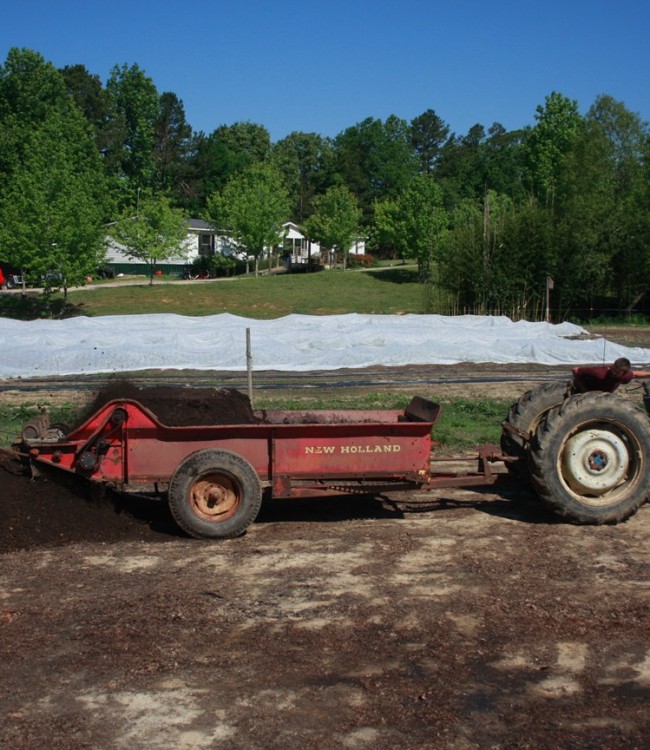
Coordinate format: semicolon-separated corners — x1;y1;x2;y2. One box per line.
304;185;361;270
0;105;108;298
110;195;189;285
105;63;159;198
213;121;271;165
334;116;418;223
525;91;582;205
272;131;335;222
206;163;290;276
0;48;69;177
374;175;447;279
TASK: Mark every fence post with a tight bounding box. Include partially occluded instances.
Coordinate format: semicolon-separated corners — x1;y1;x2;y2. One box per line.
545;277;554;322
246;327;253;407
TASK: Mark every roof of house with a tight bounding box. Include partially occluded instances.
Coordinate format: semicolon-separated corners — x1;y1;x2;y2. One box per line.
188;218;213;231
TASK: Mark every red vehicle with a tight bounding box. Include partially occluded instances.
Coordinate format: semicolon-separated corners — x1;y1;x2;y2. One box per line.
18;396;502;539
19;387;649;537
0;262;23;289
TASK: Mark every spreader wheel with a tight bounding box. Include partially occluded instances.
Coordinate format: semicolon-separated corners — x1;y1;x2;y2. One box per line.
530;392;650;524
168;449;262;539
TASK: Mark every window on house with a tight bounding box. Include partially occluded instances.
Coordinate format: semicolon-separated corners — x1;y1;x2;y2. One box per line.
198;233;213;256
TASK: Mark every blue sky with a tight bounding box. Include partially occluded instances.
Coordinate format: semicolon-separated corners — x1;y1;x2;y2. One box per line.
1;0;648;142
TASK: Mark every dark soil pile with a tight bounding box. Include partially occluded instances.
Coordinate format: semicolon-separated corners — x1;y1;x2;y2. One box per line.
0;451;177;554
1;383;261;553
0;383;268;554
78;381;258;427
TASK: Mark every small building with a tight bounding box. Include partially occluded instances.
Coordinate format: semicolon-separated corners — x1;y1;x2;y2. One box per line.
280;222;366;269
103;218;243;276
103;218;367;276
280;222;321;266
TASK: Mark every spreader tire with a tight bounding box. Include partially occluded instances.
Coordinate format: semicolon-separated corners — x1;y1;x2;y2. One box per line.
501;381;570;478
530;392;650;524
168;449;262;539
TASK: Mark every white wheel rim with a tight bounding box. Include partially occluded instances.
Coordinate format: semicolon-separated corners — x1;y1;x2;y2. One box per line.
561;428;630;496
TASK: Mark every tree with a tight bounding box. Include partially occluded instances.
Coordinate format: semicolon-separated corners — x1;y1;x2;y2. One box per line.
481;123;527;201
271;131;336;222
334;116;418;223
410;108;450;174
206;163;290;276
525;91;583;205
60;63;110;137
0;108;108;297
213;121;271;164
374;175;447;278
0;48;69;178
435;123;488;206
559;95;650;315
437;191;560;318
110;195;189;285
304;185;361;270
178;131;246;214
153;92;193;196
0;52;108;304
104;63;159;198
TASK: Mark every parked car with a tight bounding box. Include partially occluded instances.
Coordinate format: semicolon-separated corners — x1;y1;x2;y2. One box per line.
40;270;65;286
0;262;23;289
95;265;115;279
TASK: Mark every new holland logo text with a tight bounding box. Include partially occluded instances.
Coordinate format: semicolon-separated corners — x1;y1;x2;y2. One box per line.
305;444;401;455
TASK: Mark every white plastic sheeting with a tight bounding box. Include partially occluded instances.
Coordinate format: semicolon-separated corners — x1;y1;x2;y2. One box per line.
1;313;649;379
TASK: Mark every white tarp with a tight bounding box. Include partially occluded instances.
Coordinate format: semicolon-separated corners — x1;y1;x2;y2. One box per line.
1;313;649;379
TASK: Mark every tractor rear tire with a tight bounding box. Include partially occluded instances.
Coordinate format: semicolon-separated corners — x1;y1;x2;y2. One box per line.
530;392;650;524
168;449;262;539
501;381;570;479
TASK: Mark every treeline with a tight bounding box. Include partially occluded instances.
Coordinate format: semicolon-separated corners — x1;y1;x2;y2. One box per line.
1;47;649;319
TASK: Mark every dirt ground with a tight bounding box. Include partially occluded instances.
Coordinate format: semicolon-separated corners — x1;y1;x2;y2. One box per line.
2;326;650;749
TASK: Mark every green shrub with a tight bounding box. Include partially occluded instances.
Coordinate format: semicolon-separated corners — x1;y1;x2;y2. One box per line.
347;253;376;269
190;254;240;278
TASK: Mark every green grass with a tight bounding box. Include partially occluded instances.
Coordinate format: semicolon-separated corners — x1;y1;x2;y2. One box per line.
0;401;82;448
429;397;510;450
0;268;426;320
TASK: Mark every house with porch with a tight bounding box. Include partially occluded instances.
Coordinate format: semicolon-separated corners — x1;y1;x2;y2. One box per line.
280;222;321;266
279;222;366;268
103;219;367;276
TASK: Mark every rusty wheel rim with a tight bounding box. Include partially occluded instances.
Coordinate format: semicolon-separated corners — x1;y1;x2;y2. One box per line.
189;472;241;523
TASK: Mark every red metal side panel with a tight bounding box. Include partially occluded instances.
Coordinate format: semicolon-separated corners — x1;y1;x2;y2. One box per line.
26;400;436;489
123;433;271;484
272;423;432;478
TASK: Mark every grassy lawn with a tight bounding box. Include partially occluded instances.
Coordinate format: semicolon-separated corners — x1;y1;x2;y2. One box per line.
0;267;426;319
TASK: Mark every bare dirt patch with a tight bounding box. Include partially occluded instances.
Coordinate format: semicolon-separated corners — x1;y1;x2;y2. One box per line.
2;462;650;749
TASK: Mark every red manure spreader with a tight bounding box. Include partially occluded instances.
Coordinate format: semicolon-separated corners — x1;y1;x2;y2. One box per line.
15;385;650;538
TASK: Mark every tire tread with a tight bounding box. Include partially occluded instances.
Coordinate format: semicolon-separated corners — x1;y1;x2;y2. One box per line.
530;392;650;524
